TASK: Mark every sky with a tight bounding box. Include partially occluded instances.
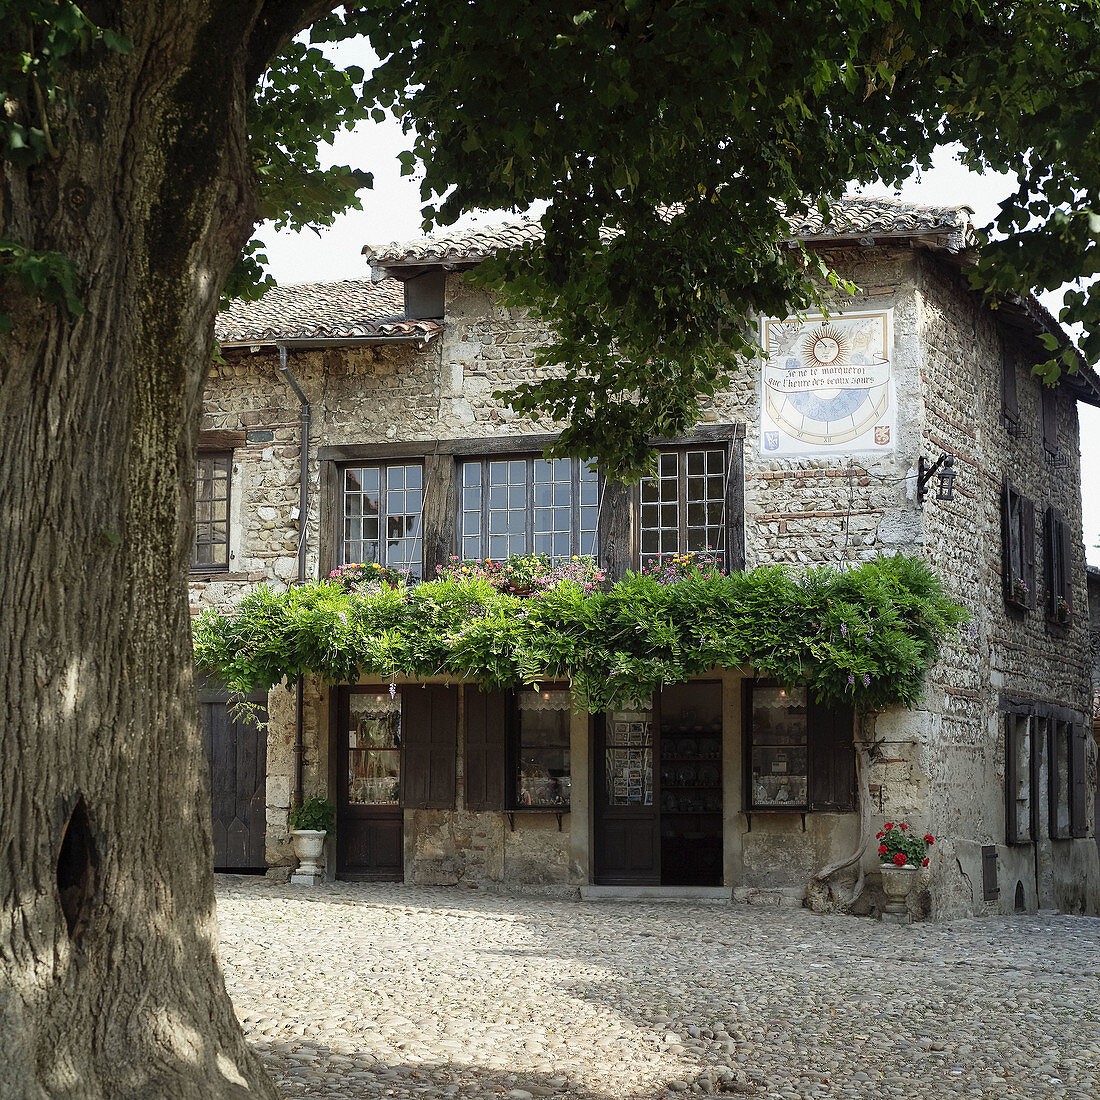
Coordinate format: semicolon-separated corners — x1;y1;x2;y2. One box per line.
255;44;1099;564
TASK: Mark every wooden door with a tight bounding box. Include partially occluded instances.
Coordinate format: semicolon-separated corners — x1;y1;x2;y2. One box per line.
594;706;660;885
200;699;267;871
337;688;405;880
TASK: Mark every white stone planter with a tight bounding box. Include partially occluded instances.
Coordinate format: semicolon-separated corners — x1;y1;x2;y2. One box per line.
879;863;918;923
290;829;327;885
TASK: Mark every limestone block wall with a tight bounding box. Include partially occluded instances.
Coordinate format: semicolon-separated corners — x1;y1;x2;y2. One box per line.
903;255;1098;917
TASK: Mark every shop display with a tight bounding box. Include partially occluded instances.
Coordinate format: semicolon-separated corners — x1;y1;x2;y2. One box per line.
748;684;809;809
605;709;653;806
348;693;401;805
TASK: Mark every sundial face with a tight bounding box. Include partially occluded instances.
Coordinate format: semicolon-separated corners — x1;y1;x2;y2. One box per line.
760;314;894;454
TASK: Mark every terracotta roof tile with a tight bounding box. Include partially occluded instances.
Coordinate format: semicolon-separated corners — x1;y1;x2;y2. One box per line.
215;278;441;344
364;196;975;268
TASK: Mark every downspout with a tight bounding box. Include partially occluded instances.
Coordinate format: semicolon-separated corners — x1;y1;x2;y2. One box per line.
278;343;310;806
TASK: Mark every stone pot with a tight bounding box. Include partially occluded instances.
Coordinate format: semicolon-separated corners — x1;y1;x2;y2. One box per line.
291;829;327;878
879;863;918;923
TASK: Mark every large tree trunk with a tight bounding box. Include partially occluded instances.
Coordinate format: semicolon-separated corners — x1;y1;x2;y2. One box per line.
0;5;319;1096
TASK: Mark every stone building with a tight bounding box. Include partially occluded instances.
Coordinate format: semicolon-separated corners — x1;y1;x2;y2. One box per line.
193;197;1100;918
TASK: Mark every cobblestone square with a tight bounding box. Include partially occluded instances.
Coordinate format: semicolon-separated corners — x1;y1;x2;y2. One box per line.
217;877;1100;1100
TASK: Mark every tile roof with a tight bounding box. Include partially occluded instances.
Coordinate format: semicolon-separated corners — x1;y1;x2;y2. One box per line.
215;278;440;344
364;196;974;268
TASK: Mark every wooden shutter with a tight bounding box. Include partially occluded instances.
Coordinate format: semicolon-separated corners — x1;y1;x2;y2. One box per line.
1058;510;1073;614
724;436;746;573
1070;725;1090;838
1005;714;1032;845
1044;506;1057;616
401;685;457;810
464;687;511;811
1001;349;1019;428
1002;480;1018;602
1022;498;1037;608
808;698;856;811
1041;385;1058;454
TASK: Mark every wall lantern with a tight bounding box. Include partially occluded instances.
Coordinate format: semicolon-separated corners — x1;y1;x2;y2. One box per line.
917;453;956;505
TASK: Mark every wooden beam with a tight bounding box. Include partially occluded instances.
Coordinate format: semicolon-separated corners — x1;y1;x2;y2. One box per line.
198;429;246;452
422;453;458;581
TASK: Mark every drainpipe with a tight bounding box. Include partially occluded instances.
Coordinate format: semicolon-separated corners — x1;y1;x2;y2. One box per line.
278;343;310;806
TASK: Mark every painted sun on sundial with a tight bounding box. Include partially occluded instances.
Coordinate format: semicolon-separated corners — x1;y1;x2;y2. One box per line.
759;311;895;456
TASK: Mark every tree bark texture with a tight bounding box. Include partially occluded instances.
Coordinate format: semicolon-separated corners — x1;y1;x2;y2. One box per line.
0;4;328;1096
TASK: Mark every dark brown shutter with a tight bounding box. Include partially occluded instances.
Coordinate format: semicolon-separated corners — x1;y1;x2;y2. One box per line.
1058;510;1073;614
808;698;856;811
401;685;457;810
1070;725;1089;838
1005;714;1032;845
1041;385;1058;454
1022;498;1037;608
1002;480;1016;602
724;437;746;573
464;687;510;811
1001;349;1019;427
1044;506;1056;616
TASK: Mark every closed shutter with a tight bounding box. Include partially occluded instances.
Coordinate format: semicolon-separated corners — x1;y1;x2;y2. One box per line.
1070;725;1089;839
1041;386;1058;453
1005;714;1032;845
464;687;510;811
401;685;458;810
808;698;856;812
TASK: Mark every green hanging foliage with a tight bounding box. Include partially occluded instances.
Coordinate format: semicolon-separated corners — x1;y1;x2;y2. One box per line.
193;555;968;714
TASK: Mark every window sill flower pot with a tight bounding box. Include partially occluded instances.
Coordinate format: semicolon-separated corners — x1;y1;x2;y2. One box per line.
290;829;327;884
879;862;918;924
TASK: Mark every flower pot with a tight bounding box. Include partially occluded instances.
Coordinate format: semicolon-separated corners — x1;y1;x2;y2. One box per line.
291;829;327;877
879;863;918;923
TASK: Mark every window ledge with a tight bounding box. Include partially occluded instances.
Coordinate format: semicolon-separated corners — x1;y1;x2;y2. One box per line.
506;808;568;831
189;570;247;582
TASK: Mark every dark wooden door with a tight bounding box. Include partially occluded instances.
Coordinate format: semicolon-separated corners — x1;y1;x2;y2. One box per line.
337;688;405;880
200;699;267;871
594;708;660;885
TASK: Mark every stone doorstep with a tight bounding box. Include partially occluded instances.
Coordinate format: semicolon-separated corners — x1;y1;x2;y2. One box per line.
580;885;733;903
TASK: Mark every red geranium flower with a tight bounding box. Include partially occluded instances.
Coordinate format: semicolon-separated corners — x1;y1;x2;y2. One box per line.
884;822;893;830
899;823;908;830
893;852;907;867
879;845;888;855
876;831;885;839
924;835;934;845
922;858;930;867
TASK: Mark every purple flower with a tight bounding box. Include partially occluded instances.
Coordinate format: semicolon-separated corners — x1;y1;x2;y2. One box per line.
389;683;397;699
847;673;855;686
862;673;870;687
840;623;848;637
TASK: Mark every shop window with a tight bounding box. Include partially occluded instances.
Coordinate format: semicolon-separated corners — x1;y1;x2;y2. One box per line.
341;463;423;579
744;682;855;812
640;448;727;566
192;453;232;571
459;457;598;561
1002;480;1036;610
514;689;571;808
1044;506;1073;623
347;692;402;806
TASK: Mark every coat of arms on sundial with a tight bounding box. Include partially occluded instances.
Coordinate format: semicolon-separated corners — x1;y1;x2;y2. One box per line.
759;310;895;457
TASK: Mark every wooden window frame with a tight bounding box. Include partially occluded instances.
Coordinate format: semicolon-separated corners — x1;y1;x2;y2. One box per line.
192;452;233;573
509;686;572;811
742;679;855;814
636;441;744;573
1001;344;1020;433
336;460;425;578
458;454;599;562
1002;480;1036;611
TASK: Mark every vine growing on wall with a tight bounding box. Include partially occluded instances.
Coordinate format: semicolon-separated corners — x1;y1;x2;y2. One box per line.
193;555;967;713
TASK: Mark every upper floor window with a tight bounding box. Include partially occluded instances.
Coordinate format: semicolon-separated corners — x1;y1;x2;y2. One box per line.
640;448;727;565
460;457;598;561
1041;385;1058;455
1002;479;1036;610
1001;346;1020;432
193;454;231;571
1044;506;1073;623
341;463;423;578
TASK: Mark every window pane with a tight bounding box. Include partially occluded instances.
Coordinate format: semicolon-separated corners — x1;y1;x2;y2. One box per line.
749;685;808;808
193;453;231;570
517;690;571;807
348;692;401;805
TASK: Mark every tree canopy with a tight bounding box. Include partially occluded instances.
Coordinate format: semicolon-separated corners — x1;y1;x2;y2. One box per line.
5;2;1100;476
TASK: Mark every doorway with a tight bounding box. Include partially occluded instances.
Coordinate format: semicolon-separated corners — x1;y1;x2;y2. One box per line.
593;682;723;886
336;688;404;880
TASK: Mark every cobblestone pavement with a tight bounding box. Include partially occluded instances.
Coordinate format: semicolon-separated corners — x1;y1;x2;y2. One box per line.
216;876;1100;1100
